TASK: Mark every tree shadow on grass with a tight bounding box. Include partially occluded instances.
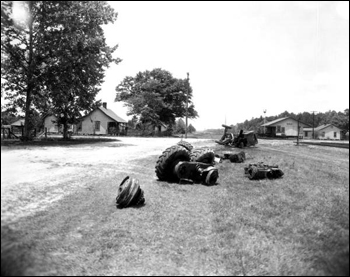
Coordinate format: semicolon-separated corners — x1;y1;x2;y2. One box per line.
1;225;35;276
1;137;124;149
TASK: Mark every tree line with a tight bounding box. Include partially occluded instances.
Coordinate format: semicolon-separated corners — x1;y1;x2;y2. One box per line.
232;109;349;135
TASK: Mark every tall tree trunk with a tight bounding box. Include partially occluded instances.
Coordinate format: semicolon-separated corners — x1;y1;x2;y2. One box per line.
24;2;34;140
63;122;68;140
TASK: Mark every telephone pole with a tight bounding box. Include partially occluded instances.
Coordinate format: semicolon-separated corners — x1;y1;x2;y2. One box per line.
185;72;189;139
263;109;267;135
311;111;318;139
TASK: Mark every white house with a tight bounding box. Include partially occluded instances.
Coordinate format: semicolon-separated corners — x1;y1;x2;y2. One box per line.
10;118;25;136
304;124;342;140
77;103;127;135
261;117;311;137
43;114;74;133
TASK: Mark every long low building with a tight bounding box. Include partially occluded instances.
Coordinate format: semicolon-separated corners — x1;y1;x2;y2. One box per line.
261;117;311;137
303;124;342;140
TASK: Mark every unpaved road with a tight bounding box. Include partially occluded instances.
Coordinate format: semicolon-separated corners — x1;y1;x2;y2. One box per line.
1;137;210;225
2;137;347;225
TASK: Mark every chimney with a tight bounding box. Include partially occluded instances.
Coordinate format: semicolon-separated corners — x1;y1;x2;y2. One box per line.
102;102;107;109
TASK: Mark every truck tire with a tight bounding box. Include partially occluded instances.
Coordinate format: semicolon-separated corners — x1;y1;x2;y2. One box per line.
190;148;215;164
177;141;194;151
155;145;191;181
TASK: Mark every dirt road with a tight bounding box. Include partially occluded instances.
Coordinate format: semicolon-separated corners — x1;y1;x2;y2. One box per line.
1;137;210;225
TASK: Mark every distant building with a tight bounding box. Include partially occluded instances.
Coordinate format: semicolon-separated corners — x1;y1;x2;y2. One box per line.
10;118;25;136
43;114;74;133
77;102;127;135
261;117;311;137
304;124;342;140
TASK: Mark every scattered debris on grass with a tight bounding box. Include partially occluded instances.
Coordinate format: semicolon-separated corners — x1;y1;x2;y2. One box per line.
244;162;284;180
155;144;219;185
215;151;246;163
116;176;145;209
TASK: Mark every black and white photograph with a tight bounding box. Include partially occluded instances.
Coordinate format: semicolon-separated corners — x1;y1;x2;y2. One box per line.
1;1;349;276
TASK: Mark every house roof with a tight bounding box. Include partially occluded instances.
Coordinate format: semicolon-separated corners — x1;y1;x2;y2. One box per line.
304;124;341;132
98;106;127;123
261;117;289;127
261;117;311;127
81;105;127;123
10;119;25;126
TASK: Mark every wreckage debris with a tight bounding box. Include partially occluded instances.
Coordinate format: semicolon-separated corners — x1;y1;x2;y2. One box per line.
116;176;145;209
244;163;284;180
155;145;191;181
175;161;219;186
177;140;194;151
229;151;246;163
215;125;258;148
190;148;215;164
155;145;219;185
215;151;246;163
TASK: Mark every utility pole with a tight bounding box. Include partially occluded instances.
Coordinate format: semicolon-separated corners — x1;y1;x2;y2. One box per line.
311;111;318;139
185;72;189;139
297;118;300;145
263;109;267;135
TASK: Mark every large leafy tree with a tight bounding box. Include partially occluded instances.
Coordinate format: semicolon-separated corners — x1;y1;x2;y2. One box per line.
115;68;198;128
1;1;120;139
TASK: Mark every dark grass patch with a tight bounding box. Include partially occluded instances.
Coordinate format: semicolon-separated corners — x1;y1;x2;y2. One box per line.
1;225;36;276
1;137;127;150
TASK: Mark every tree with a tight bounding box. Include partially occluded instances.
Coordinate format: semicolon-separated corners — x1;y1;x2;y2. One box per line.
1;1;120;139
127;115;138;128
115;68;198;128
188;123;196;133
175;118;186;134
331;109;349;135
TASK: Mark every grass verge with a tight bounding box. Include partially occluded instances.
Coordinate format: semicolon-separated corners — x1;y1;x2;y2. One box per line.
1;142;349;275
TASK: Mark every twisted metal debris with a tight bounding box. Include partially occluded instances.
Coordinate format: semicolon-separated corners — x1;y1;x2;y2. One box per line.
244;163;284;180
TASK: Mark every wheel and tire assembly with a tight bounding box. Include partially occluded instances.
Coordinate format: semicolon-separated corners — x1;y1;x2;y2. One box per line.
116;176;145;209
177;141;194;151
190;148;215;164
155;145;191;181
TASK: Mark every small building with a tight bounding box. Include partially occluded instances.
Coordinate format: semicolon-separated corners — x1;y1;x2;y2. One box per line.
43;114;74;133
133;121;168;136
77;102;127;135
261;117;311;138
10;118;25;136
304;124;342;140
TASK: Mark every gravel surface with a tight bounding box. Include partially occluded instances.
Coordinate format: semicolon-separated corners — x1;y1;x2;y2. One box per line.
1;137;210;224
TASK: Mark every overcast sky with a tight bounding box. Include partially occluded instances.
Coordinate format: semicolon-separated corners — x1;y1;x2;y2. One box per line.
99;1;349;130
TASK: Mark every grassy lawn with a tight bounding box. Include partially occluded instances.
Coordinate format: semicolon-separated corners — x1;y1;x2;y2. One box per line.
1;141;349;276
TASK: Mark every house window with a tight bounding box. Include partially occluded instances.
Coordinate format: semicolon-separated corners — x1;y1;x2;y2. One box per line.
277;125;281;132
95;121;100;131
281;127;285;134
305;131;308;137
78;122;82;131
334;132;337;138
